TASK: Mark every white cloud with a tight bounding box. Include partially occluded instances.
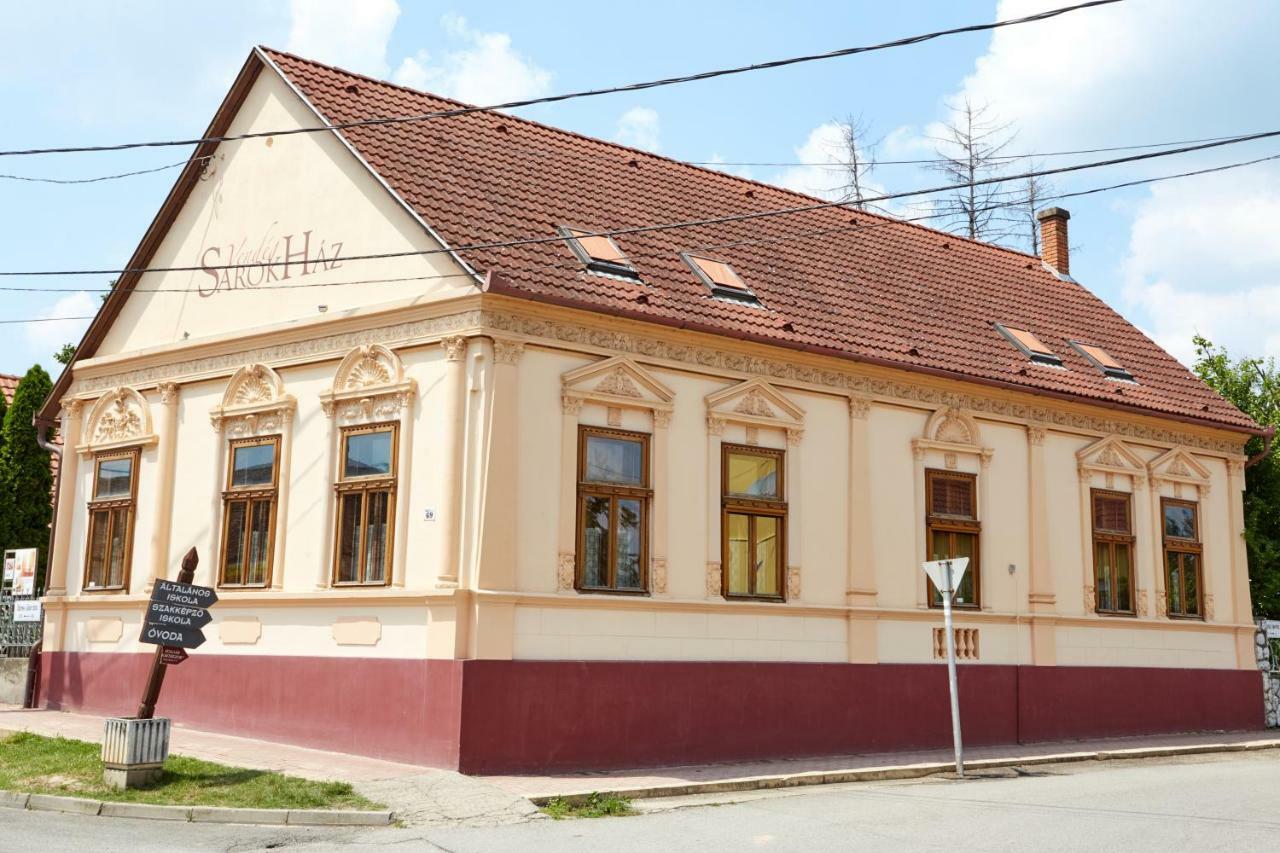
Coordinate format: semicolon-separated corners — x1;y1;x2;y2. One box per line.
1121;167;1280;364
614;107;661;153
933;0;1280;362
771;122;854;201
25;291;98;364
392;14;551;105
286;0;400;78
703;153;753;181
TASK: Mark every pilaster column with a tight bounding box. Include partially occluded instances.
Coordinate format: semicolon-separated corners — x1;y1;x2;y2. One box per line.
846;396;877;662
1025;426;1056;665
785;426;803;601
557;395;582;593
437;335;469;588
1025;427;1055;610
705;415;725;599
147;383;180;589
1144;477;1164;617
1077;466;1095;615
1226;459;1254;666
45;400;83;598
471;339;522;660
651;409;671;595
911;441;928;607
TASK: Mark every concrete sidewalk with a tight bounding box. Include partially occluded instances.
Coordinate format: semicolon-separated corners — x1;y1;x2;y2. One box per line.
0;707;541;828
482;729;1280;801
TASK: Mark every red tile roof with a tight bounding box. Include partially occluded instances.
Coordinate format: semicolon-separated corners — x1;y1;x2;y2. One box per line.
264;48;1255;434
0;374;17;408
1;373;60;487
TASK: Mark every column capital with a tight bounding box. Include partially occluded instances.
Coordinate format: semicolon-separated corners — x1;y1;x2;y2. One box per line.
441;335;468;362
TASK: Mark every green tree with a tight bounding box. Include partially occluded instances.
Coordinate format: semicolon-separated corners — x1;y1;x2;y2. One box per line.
53;344;76;366
1192;335;1280;619
0;365;54;587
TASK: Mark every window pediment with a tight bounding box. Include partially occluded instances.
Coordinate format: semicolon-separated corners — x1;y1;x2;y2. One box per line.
1077;435;1147;485
705;378;804;437
78;387;157;455
912;407;991;463
1148;446;1212;494
561;356;674;413
210;364;296;437
321;344;416;424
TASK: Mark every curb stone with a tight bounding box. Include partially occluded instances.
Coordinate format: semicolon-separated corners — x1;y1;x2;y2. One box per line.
526;739;1280;805
0;789;393;826
28;793;102;815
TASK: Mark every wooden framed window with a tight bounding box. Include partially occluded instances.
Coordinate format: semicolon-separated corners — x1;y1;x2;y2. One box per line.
576;426;650;593
1162;498;1203;619
84;448;139;591
333;423;398;586
925;470;980;608
722;444;787;600
1092;489;1135;615
219;436;279;588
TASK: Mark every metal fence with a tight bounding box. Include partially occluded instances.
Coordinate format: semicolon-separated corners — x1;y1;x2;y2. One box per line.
0;593;42;658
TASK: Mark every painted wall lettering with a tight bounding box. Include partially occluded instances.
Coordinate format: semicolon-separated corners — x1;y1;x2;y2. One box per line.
198;225;344;297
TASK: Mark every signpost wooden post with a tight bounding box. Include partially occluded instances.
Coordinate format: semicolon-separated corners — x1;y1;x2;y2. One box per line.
136;547;217;718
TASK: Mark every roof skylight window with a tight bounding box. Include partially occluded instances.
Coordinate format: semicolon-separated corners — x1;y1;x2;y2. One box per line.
683;253;759;304
559;226;638;278
1071;341;1134;381
995;323;1062;366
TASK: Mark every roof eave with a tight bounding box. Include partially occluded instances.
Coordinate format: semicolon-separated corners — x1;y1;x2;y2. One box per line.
481;272;1263;439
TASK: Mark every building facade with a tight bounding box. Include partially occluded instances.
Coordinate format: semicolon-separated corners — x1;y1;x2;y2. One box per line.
37;48;1265;772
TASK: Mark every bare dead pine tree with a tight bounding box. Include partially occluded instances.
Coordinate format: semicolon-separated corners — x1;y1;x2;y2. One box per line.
928;99;1022;242
835;114;879;210
1019;165;1054;256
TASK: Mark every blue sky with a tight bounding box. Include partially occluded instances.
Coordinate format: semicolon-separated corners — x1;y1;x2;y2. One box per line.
3;0;1279;380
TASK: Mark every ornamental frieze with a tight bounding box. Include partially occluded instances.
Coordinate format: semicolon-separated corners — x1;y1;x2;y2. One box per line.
68;305;1245;455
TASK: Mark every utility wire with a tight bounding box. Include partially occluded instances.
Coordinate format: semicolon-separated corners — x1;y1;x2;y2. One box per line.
7;144;1279;323
0;128;1250;186
0;156;212;185
2;124;1275;280
0;1;1122;158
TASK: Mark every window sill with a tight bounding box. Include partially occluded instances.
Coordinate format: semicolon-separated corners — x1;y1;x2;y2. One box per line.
80;586;128;594
575;587;650;597
723;594;786;604
1095;610;1137;618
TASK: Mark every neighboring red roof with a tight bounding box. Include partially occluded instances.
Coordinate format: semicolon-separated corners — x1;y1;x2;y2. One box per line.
250;51;1256;432
1;372;61;488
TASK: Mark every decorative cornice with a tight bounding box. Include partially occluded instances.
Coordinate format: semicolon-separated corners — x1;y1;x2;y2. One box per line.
67;305;1248;456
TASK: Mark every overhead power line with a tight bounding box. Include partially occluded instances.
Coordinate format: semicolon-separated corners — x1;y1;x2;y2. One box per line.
0;156;211;185
6;145;1280;325
0;1;1122;158
2;125;1276;280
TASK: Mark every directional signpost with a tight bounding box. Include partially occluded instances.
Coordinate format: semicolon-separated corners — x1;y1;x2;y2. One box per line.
922;557;969;779
135;548;217;719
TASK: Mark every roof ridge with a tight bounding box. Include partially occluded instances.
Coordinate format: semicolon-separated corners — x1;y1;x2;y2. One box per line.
257;46;1045;265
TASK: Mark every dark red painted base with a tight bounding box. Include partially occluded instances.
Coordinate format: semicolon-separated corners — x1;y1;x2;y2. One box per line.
40;653;1264;773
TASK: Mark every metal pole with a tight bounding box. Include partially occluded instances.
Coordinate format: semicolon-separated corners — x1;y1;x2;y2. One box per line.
942;559;965;778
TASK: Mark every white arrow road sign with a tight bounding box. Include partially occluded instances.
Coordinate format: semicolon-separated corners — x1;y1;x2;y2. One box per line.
922;558;969;594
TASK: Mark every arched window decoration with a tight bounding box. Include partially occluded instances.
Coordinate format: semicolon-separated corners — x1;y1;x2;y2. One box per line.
209;364;296;589
1148;447;1214;620
911;407;992;610
77;387;157;593
322;345;416;588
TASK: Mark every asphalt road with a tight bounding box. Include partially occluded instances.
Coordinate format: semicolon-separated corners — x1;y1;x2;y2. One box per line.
4;751;1278;852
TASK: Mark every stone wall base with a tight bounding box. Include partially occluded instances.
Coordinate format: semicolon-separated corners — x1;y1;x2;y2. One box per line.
40;652;1265;774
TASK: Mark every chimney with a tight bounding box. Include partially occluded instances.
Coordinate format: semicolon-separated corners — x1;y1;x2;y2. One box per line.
1036;207;1070;274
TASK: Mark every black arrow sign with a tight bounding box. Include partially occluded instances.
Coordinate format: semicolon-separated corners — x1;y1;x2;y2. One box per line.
139;622;206;649
151;579;218;608
145;599;212;631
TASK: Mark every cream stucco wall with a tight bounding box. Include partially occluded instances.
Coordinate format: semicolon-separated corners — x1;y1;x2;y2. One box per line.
40;61;1258;674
